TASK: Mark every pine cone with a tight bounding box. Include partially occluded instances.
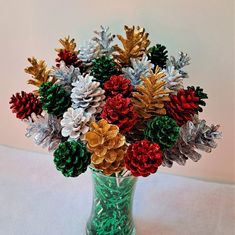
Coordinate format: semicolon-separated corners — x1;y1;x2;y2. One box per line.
93;26;115;56
25;113;62;152
113;25;150;66
132;66;171;119
103;75;132;97
122;54;153;87
50;62;81;91
148;44;168;69
162;117;221;167
165;88;199;126
53;140;91;177
39;82;71;116
124;140;162;177
61;107;93;141
55;36;82;68
78;40;98;67
100;94;138;134
91;56;118;84
9;91;42;120
169;52;190;78
161;62;184;93
56;49;82;68
85;119;126;175
25;57;56;95
144;116;180;149
187;86;208;113
71;74;105;115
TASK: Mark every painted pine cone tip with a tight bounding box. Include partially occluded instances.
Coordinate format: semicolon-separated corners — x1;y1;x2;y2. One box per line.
124;139;162;177
144;116;180;150
39;82;71;116
9;91;42;120
53;140;91;177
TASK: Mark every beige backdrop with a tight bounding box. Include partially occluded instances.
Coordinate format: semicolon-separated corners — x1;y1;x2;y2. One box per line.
0;0;234;183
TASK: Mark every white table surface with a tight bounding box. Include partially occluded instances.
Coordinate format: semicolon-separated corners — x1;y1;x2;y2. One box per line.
0;145;234;235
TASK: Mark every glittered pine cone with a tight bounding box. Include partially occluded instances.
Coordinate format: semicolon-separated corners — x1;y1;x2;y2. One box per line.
148;44;168;69
91;56;118;84
165;88;199;126
53;140;91;177
124;139;162;177
9;91;42;120
144;116;180;149
85;119;126;175
104;75;132;97
101;94;138;134
39;82;71;116
187;86;208;113
56;49;82;68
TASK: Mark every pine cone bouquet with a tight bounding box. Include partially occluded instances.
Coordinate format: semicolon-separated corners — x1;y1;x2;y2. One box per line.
9;25;221;181
85;119;126;175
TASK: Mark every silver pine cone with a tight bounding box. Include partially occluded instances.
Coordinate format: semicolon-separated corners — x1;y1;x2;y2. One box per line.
163;116;221;167
169;51;191;78
71;74;105;114
25;113;62;152
50;62;81;91
122;54;153;86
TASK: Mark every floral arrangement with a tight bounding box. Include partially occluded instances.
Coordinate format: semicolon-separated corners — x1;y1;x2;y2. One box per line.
9;25;222;178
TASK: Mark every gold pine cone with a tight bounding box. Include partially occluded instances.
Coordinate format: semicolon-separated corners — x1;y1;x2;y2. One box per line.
85;119;126;175
132;66;171;119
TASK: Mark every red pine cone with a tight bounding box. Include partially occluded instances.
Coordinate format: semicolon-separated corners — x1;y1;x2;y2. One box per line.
100;94;138;134
104;75;132;97
124;140;162;177
165;88;199;126
56;49;81;68
9;91;42;120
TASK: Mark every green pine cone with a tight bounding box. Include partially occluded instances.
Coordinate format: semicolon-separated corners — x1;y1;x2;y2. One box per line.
144;116;180;149
148;44;168;68
91;56;118;84
188;86;208;113
53;140;91;177
39;82;71;116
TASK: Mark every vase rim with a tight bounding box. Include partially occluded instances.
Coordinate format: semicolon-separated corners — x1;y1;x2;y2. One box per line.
89;166;136;179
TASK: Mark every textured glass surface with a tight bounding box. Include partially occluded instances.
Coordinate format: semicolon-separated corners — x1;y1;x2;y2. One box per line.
86;169;137;235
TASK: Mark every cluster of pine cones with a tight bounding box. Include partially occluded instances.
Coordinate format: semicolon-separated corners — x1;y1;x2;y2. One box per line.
9;25;221;178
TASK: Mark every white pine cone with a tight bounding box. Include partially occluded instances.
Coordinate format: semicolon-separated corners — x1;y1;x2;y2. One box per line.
71;74;105;114
93;25;115;56
78;40;98;66
161;62;184;93
61;107;93;141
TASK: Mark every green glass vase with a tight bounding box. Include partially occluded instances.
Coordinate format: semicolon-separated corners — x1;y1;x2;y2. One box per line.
86;169;137;235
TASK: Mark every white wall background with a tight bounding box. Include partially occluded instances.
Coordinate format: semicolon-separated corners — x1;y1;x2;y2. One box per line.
0;0;234;183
